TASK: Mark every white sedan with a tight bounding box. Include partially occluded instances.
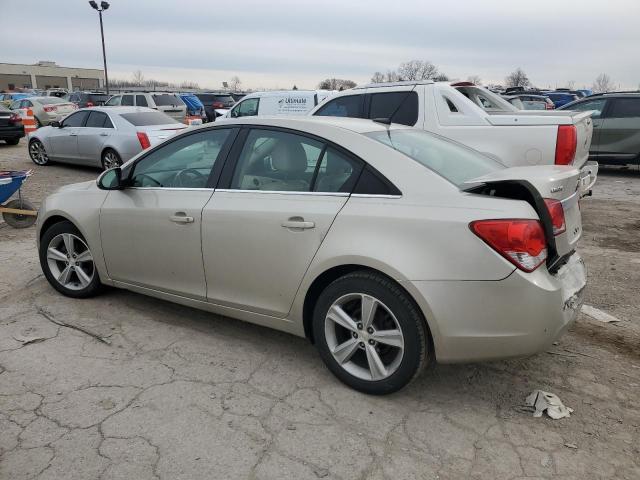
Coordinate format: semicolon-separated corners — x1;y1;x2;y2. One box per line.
36;116;587;394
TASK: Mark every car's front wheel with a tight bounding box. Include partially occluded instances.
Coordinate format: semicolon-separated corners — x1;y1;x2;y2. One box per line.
313;271;430;395
29;139;50;166
39;221;103;298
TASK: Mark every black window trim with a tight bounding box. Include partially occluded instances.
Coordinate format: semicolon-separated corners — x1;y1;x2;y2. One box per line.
215;124;401;197
122;126;240;190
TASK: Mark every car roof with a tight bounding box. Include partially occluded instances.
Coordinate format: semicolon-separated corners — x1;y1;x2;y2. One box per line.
588;91;640;98
87;106;158;114
212;115;405;135
353;80;434;90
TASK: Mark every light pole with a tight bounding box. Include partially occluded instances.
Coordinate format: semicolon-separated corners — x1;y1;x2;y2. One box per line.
89;1;110;94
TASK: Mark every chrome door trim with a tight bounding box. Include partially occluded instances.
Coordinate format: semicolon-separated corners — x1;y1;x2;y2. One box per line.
215;189;349;197
351;194;402;199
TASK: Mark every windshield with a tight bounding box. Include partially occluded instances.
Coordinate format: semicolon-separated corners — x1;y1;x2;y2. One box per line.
365;129;504;187
120;112;180;126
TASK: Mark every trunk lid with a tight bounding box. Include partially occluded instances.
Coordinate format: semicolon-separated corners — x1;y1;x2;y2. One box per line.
139;124;187;147
465;165;584;271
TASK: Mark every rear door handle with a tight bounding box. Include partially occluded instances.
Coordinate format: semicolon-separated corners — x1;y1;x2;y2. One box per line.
99;132;108;136
281;218;315;230
170;213;194;224
69;133;78;137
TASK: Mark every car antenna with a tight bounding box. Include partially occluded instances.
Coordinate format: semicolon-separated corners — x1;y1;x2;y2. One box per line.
372;83;418;141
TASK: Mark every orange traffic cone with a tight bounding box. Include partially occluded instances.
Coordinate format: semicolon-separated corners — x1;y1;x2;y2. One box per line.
22;108;37;134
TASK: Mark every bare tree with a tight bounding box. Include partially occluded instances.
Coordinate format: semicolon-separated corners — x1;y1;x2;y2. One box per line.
467;75;482;85
371;71;385;83
318;78;357;90
180;81;200;90
592;73;615;93
398;60;439;81
566;80;576;89
505;68;530;88
385;70;400;82
433;73;450;82
229;76;242;91
132;70;145;86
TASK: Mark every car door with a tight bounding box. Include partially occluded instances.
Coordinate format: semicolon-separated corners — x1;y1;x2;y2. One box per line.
99;128;237;299
202;127;363;317
77;111;113;166
598;98;640;165
47;110;89;161
564;98;608;160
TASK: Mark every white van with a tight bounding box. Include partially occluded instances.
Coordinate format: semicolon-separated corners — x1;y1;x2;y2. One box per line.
220;90;336;119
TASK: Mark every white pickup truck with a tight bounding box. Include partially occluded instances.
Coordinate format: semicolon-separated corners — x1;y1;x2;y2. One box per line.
309;81;597;190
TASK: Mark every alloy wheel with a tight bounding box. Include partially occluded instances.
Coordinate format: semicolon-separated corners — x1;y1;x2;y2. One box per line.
29;141;48;165
46;233;95;291
324;293;404;381
102;151;121;169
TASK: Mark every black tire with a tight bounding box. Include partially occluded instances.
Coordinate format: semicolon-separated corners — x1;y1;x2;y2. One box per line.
2;199;37;228
5;138;19;145
39;221;103;298
29;139;50;166
101;149;122;170
312;270;430;395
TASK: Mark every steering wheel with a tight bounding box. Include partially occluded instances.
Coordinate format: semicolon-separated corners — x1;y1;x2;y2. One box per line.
173;168;207;188
135;174;162;187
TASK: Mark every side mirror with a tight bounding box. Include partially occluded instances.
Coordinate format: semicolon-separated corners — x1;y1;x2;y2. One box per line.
97;167;124;190
51;121;61;128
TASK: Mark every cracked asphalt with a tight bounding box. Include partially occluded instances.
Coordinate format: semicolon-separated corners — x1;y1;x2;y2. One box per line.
1;141;639;479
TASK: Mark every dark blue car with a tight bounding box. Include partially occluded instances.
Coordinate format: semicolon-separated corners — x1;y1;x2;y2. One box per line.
545;92;580;108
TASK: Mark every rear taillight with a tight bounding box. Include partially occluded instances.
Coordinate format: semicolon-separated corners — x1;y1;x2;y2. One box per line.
136;132;151;149
86;101;94;107
555;125;577;165
43;106;57;112
544;198;566;236
8;113;22;125
212;101;224;109
470;219;547;272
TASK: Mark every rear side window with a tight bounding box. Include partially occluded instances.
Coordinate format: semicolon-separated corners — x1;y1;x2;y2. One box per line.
313;148;363;193
566;98;607;118
136;95;148;107
105;95;121;106
85;111;108;128
121;95;134;106
368;91;419;126
120;112;179;126
608;98;640;118
314;95;364;118
88;94;109;104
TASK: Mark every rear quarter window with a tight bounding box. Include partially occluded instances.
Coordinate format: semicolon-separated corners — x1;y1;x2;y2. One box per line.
368;91;419;126
608;98;640;118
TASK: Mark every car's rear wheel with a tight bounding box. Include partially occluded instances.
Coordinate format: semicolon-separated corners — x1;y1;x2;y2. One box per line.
29;139;50;165
39;221;103;298
313;271;430;395
101;149;122;170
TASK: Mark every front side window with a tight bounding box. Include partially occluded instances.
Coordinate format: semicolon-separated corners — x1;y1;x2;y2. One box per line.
314;95;364;118
365;128;504;187
368;91;418;126
136;95;148;107
105;95;122;106
608;98;640;118
231;129;324;192
231;98;259;118
121;95;134;106
131;129;231;188
62;111;89;128
567;98;607;118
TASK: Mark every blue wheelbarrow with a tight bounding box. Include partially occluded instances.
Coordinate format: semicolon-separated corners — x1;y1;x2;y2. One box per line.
0;170;37;228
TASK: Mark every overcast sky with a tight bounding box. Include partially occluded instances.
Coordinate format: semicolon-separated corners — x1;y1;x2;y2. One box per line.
3;0;639;90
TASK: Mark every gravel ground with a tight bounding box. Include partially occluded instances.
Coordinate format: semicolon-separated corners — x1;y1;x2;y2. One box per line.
0;140;638;480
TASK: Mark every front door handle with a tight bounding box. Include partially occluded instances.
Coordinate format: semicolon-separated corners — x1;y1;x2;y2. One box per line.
281;217;315;230
69;133;78;137
99;132;108;136
170;212;194;224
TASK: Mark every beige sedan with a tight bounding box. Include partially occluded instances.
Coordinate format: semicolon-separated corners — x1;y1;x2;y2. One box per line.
10;96;77;128
36;117;587;394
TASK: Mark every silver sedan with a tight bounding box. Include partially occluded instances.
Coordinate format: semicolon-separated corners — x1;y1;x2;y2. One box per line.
27;106;187;170
36;116;588;394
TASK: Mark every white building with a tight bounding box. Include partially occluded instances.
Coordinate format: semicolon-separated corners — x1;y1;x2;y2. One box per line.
0;61;105;91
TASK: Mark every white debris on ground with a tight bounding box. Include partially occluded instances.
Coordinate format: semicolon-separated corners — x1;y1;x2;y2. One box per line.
581;304;621;323
526;390;574;419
